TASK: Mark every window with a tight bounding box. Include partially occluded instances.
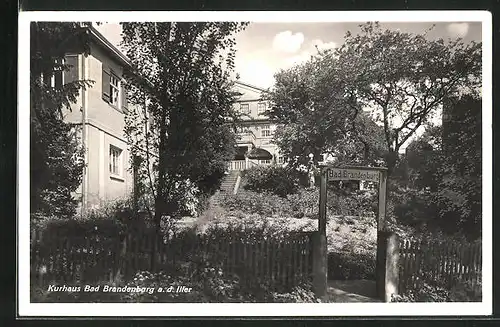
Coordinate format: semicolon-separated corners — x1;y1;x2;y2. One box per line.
110;74;120;106
278;156;284;164
258;102;266;115
53;58;64;88
240;103;250;114
43;55;79;89
109;145;123;177
261;125;272;137
102;66;121;109
42;59;64;88
260;159;271;165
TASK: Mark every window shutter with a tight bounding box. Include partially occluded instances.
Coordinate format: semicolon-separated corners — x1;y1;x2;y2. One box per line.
64;55;79;84
121;82;129;113
102;66;111;102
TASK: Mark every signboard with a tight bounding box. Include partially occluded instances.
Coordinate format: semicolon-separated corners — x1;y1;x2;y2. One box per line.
327;168;380;182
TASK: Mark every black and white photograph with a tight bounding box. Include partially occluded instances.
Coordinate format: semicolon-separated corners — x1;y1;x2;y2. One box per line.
18;11;492;317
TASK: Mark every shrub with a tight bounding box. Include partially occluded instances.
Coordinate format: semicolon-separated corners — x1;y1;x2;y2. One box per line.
450;279;482;302
242;166;302;197
220;187;377;219
122;269;318;303
32;264;318;303
32;199;154;244
391;282;451;302
392;188;435;228
328;252;376;280
269;285;320;303
328;190;377;217
220;190;292;217
286;189;319;217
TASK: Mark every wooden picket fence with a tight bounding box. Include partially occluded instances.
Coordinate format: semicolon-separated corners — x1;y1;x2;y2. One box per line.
399;238;482;293
30;228;314;290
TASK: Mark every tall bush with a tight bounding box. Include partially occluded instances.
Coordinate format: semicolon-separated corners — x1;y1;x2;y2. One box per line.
242;165;303;197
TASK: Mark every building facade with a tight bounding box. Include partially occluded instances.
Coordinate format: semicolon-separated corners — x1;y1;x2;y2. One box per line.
229;81;281;171
61;27;137;211
62;28;338;210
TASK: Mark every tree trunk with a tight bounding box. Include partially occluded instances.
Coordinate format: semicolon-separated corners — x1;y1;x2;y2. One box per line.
151;104;168;271
383;150;399;227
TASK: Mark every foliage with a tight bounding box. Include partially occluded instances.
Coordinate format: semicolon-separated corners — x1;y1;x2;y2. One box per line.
220;188;376;219
32;220;319;303
30;22;95;218
220;190;284;217
268;286;320;303
121;22;249;230
266;22;481;176
391;283;451;302
328;251;376;280
392;187;436;229
32;266;318;303
392;279;481;302
335;22;482;174
265;52;386;169
242;165;303;197
434;95;482;238
394;95;481;238
397;125;443;190
31;199;160;249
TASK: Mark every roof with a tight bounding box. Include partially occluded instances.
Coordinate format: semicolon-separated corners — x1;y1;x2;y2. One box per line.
88;25;131;68
88;27;268;92
247;147;273;160
234;80;269;93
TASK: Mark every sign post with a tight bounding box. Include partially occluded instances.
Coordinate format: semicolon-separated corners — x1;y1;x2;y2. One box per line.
312;170;328;299
314;165;396;302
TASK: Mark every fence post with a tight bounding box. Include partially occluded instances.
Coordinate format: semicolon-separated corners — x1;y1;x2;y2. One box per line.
312;232;327;298
376;231;399;302
116;233;127;281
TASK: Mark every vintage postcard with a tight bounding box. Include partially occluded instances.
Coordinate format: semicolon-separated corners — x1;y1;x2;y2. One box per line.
18;10;492;317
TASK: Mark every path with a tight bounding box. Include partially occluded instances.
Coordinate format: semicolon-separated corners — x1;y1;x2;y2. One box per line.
325;280;381;302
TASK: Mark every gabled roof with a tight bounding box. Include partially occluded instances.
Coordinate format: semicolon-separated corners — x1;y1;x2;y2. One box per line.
88;27;270;93
88;25;131;68
234;80;269;93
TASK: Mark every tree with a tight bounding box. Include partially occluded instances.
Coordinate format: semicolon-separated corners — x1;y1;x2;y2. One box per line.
335;22;482;175
121;22;248;233
397;94;481;239
30;22;94;219
265;44;386;170
404;125;443;191
435;94;482;239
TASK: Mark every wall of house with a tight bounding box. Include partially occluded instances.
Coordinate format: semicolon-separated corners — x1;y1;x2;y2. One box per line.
82;43;134;208
234;83;280;162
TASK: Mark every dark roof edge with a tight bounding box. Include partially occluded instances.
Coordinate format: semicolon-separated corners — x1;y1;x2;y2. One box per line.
235;81;269;93
87;27;271;92
88;25;131;69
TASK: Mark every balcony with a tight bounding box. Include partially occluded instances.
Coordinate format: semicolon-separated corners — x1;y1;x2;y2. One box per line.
236;130;256;145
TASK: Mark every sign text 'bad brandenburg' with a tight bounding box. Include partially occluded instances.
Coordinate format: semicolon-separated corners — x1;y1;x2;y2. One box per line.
327;168;380;182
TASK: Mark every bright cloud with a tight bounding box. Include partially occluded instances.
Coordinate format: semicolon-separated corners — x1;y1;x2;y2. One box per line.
311;39;337;51
272;31;305;53
446;23;469;38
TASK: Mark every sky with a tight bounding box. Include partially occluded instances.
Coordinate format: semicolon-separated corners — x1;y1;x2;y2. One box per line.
95;21;482;89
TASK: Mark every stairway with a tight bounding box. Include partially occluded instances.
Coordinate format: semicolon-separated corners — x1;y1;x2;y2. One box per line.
211;171;240;206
